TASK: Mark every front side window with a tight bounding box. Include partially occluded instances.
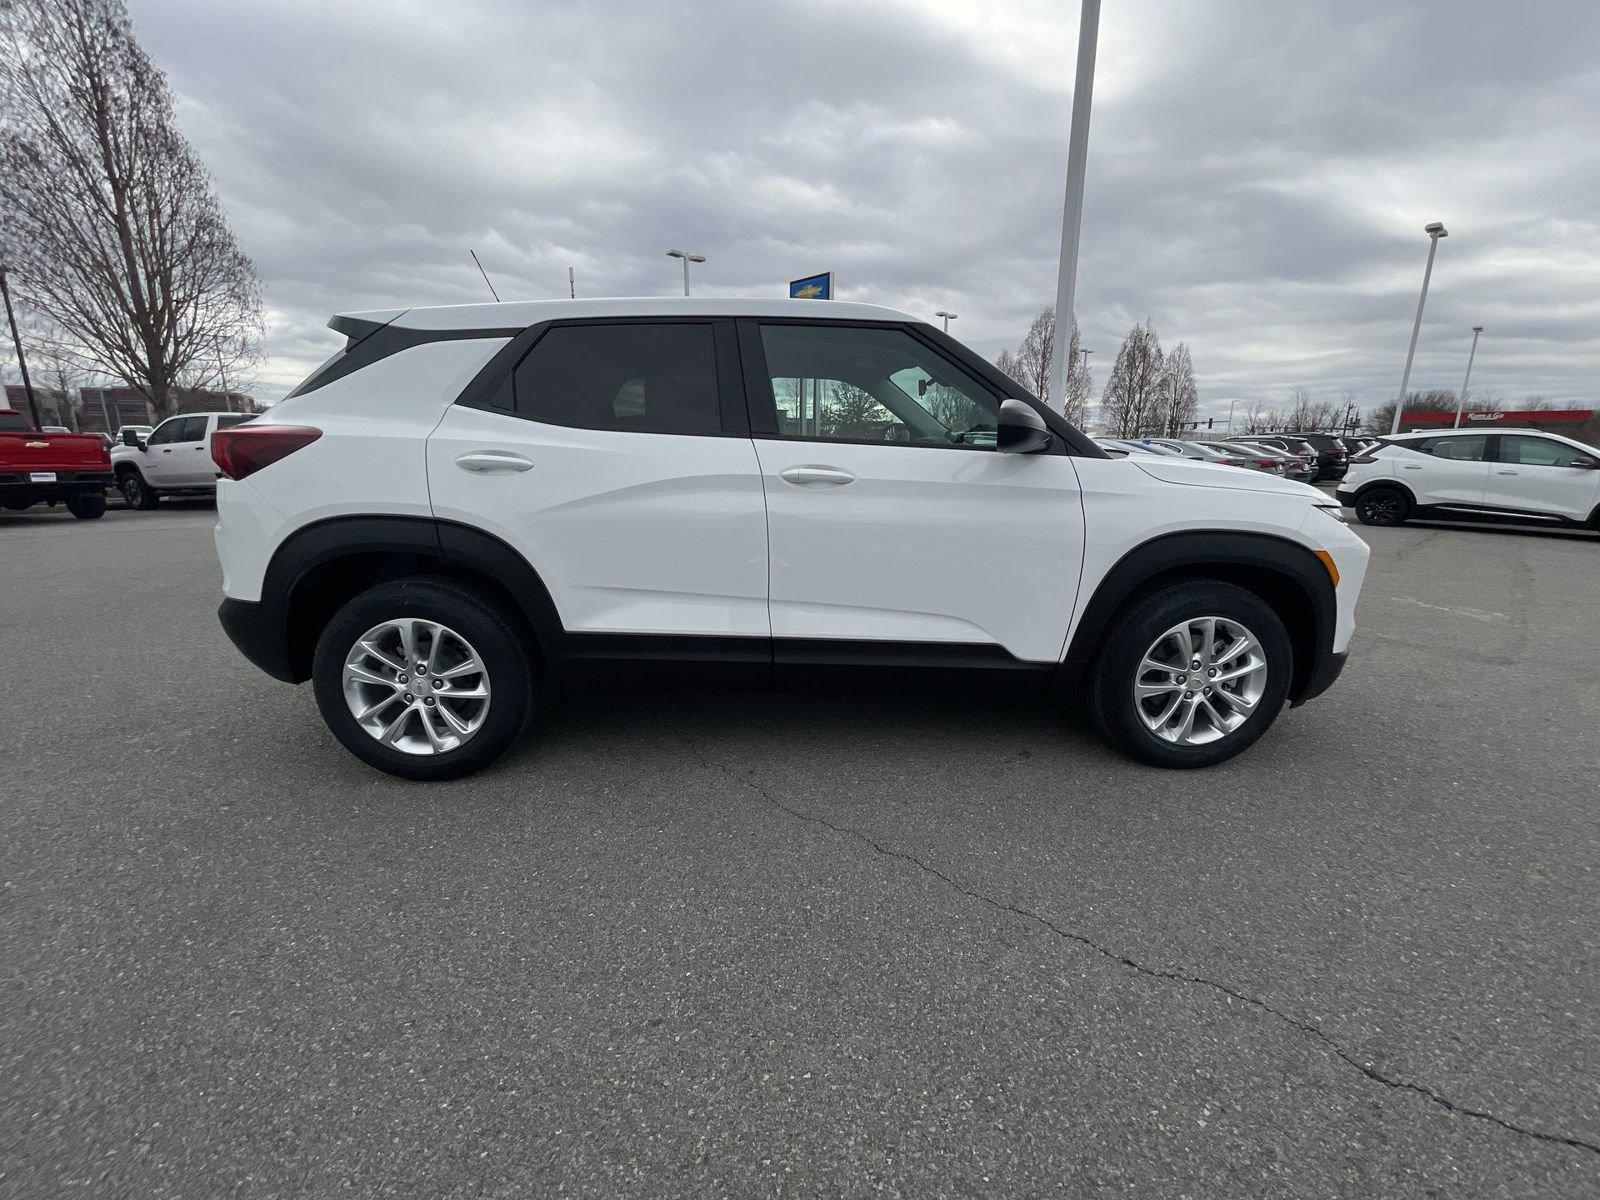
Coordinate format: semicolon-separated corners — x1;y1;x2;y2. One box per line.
1417;435;1487;462
512;323;721;435
147;418;188;445
1498;435;1588;468
757;324;1001;449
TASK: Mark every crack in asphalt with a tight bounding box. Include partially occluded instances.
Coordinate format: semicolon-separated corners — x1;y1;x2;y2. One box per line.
683;741;1600;1160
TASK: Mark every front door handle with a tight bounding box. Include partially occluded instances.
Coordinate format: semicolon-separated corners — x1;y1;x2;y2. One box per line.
780;466;855;487
1401;463;1423;470
1496;469;1519;475
456;450;534;474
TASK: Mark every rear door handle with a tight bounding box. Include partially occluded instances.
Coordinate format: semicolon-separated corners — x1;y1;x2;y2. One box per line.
1496;469;1519;475
780;466;855;487
1402;464;1423;470
456;450;534;474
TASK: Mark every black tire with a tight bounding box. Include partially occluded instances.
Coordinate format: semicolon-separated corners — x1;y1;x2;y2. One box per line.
118;470;159;510
1353;485;1409;527
1089;580;1293;769
66;492;106;520
311;577;535;781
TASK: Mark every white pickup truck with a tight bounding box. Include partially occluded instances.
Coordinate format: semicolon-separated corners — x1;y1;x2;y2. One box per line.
112;411;254;508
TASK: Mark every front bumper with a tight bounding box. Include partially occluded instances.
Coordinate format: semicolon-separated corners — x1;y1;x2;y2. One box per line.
1291;649;1348;707
219;597;299;683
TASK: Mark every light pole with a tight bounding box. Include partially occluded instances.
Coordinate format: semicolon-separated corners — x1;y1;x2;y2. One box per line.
0;264;41;428
934;310;958;332
1452;325;1484;429
1390;221;1448;434
665;249;706;297
1045;0;1102;408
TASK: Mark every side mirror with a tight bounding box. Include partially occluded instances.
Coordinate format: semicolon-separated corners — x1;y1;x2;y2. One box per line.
121;429;145;450
1573;455;1600;470
996;398;1052;455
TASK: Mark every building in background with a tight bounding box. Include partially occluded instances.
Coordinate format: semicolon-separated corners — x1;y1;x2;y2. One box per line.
3;384;72;428
1398;408;1598;446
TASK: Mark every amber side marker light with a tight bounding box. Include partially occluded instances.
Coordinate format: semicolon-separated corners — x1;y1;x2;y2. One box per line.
1314;549;1340;588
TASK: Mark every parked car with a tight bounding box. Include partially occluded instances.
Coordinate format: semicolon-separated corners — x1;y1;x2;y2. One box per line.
1223;441;1315;481
1093;437;1166;457
1337;428;1600;529
112;412;255;508
1245;436;1320;479
1278;432;1350;481
1114;438;1182;455
0;407;112;518
1196;440;1286;475
213;297;1369;780
1147;438;1263;470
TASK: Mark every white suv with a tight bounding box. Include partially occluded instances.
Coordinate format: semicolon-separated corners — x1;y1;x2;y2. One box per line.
213;298;1368;780
1337;428;1600;530
113;411;255;508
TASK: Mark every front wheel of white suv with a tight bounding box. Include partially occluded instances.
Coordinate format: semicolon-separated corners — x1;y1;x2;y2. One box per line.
1089;580;1293;769
311;577;535;780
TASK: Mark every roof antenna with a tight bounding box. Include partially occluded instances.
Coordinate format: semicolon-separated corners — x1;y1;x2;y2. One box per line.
470;250;501;302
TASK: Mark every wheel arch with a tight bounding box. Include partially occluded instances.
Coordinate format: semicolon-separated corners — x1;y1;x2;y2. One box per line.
1058;531;1337;704
263;516;562;683
1348;476;1417;504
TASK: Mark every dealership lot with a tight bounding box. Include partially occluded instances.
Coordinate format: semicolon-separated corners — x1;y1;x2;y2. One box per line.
3;505;1597;1197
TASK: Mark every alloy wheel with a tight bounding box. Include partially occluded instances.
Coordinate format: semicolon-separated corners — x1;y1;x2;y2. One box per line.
341;618;491;755
1133;616;1269;746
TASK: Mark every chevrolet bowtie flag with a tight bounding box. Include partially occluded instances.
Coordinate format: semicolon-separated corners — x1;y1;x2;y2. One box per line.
788;272;833;300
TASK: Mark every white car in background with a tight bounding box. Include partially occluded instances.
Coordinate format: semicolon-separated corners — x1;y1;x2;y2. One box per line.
112;412;254;508
1337;428;1600;530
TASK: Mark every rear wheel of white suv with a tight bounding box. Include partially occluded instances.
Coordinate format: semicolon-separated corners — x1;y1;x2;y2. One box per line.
1352;485;1410;527
311;578;534;780
1089;580;1292;769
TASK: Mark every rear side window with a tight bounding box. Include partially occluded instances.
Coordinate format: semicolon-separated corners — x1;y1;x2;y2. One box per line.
1416;435;1487;461
512;323;721;435
216;414;254;430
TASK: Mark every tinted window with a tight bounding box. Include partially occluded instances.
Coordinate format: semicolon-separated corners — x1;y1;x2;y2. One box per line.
147;418;188;445
512;323;721;435
216;414;253;430
1417;435;1487;461
757;324;1000;449
1499;435;1589;468
0;410;31;432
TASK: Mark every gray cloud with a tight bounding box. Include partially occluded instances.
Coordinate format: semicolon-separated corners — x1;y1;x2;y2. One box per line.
134;0;1600;419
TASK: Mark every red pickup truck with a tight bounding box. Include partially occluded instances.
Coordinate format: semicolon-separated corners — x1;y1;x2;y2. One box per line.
0;408;113;519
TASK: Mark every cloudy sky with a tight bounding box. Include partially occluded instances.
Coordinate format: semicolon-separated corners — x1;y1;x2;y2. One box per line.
133;0;1600;421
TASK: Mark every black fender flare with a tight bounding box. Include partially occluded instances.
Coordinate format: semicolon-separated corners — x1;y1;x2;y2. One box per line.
1057;530;1337;702
256;515;564;681
1346;477;1418;505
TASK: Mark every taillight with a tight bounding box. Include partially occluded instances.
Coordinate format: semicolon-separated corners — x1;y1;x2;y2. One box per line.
211;424;322;480
1254;457;1277;468
1349;448;1380;464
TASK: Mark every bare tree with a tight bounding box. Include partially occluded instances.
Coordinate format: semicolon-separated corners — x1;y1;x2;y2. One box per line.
33;331;88;429
994;347;1021;386
1362;389;1455;435
1015;308;1054;406
0;0;261;420
1100;320;1165;437
1062;313;1092;426
1159;342;1196;435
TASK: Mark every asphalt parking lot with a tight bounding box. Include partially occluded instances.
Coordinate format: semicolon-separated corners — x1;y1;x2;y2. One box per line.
3;502;1598;1198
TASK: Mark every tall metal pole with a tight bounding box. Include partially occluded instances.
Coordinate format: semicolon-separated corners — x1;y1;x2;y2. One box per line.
569;267;576;299
1390;223;1447;434
1452;325;1483;428
1045;0;1101;409
0;266;42;428
681;256;690;297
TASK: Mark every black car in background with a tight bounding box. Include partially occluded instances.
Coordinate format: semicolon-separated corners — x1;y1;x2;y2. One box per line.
1253;433;1350;481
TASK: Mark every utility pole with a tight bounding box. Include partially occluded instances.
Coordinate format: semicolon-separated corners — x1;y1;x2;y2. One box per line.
934;310;958;332
1390;222;1448;434
1452;325;1484;428
1045;0;1102;408
665;249;706;296
569;267;576;299
0;264;42;428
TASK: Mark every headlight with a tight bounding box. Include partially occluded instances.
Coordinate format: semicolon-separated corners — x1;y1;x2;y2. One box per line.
1313;502;1347;523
